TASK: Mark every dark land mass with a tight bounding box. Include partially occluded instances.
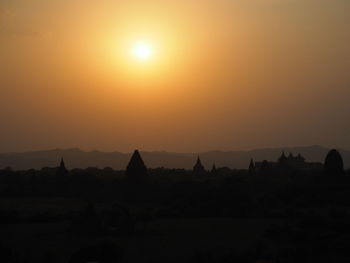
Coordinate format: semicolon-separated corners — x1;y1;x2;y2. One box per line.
0;149;349;262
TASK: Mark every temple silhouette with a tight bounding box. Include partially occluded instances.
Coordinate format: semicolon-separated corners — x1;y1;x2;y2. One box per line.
53;149;344;178
193;156;206;175
325;149;344;176
126;150;148;182
56;158;68;176
211;163;217;174
251;151;323;173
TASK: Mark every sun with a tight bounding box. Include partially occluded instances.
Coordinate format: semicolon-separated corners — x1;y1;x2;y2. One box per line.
132;41;154;61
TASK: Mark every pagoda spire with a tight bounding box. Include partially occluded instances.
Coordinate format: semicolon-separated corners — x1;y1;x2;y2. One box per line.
60;158;65;168
211;163;217;174
193;156;205;175
126;149;148;182
57;157;68;176
278;151;287;163
249;158;255;175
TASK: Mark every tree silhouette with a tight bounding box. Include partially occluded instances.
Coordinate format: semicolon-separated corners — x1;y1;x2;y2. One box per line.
324;149;344;176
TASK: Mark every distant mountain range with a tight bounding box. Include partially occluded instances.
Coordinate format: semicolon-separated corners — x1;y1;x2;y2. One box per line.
0;146;349;170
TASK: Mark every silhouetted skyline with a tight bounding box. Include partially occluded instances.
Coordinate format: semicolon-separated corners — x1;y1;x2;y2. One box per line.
1;145;350;170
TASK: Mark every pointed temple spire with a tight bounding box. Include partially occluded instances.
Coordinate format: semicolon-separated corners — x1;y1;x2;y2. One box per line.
193;156;205;175
278;151;287;162
211;163;217;174
249;158;255;175
324;149;344;176
60;158;65;168
126;149;148;182
57;157;68;176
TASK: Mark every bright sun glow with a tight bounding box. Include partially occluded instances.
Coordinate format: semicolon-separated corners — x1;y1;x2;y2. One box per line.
132;42;154;61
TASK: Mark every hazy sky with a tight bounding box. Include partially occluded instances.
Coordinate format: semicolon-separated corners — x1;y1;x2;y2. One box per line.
0;0;349;152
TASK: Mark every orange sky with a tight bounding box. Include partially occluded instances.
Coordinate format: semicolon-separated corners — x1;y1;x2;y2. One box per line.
1;0;350;152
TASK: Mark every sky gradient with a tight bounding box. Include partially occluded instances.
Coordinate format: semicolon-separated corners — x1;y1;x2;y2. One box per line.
0;0;349;152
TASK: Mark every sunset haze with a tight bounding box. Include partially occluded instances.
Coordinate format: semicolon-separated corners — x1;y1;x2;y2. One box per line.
1;0;349;152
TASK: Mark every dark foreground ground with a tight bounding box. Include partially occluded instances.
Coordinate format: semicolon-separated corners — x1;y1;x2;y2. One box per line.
0;167;350;262
0;198;276;263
